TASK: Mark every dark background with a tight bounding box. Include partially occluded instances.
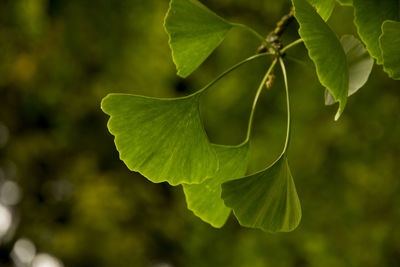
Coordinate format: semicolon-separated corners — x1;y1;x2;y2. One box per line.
0;0;399;266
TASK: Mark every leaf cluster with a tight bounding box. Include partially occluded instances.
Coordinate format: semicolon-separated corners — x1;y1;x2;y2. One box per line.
101;0;400;232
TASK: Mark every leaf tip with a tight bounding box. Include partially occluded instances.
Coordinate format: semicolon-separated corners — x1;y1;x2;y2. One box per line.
334;109;341;121
334;100;346;121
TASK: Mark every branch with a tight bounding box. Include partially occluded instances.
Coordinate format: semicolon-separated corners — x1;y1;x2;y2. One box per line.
257;7;295;54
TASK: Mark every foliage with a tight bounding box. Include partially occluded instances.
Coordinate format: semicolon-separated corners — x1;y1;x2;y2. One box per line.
101;93;218;185
1;0;400;266
380;20;400;79
101;0;399;233
183;143;249;228
165;0;234;78
352;0;398;65
294;0;349;120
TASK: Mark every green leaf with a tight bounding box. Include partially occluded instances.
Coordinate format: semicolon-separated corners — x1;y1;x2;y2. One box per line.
219;57;300;233
101;93;218;185
353;0;399;64
380;20;400;80
221;156;301;233
293;0;349;120
336;0;352;5
307;0;336;21
183;143;250;228
164;0;234;78
325;35;374;105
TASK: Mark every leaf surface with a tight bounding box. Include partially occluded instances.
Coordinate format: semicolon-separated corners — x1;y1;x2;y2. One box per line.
165;0;234;78
380;20;400;80
307;0;336;21
292;0;349;120
183;143;249;228
325;35;374;105
222;156;301;232
101;93;218;185
353;0;399;64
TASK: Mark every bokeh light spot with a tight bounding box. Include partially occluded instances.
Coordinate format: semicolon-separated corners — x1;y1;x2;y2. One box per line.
0;204;12;237
31;253;64;267
0;181;22;206
12;238;36;265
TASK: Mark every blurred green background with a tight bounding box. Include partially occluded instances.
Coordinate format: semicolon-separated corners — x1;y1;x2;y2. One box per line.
0;0;399;266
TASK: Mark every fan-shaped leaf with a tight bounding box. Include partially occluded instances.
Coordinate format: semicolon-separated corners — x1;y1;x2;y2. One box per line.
353;0;399;64
222;156;301;232
164;0;234;78
292;0;349;120
101;93;218;185
183;143;250;228
325;35;374;105
380;20;400;80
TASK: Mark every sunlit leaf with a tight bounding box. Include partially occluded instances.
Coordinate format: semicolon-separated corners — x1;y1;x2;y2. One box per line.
183;143;249;228
325;35;374;105
353;0;399;64
292;0;348;120
307;0;336;21
379;20;400;80
222;156;301;233
164;0;234;78
101;93;218;185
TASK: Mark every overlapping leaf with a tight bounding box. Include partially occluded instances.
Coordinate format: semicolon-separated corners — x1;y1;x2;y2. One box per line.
164;0;234;78
221;57;301;233
353;0;399;64
183;143;250;228
379;20;400;80
101;93;218;185
292;0;349;120
307;0;336;21
325;35;374;105
222;156;301;232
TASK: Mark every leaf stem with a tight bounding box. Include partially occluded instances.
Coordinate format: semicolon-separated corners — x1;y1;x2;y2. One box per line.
279;57;291;155
245;58;278;142
281;39;303;54
196;52;273;94
232;23;279;54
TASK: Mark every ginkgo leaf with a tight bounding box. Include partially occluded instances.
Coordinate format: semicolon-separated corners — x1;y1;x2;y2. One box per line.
325;35;374;105
292;0;349;120
380;20;400;80
183;142;250;228
221;155;301;233
101;93;218;185
307;0;336;21
164;0;234;78
353;0;399;64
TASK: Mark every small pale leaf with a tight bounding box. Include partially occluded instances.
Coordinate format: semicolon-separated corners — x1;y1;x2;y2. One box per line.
353;0;399;64
183;143;249;228
293;0;349;119
101;93;218;185
380;20;400;80
325;90;336;106
325;35;374;105
222;156;301;233
165;0;234;78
